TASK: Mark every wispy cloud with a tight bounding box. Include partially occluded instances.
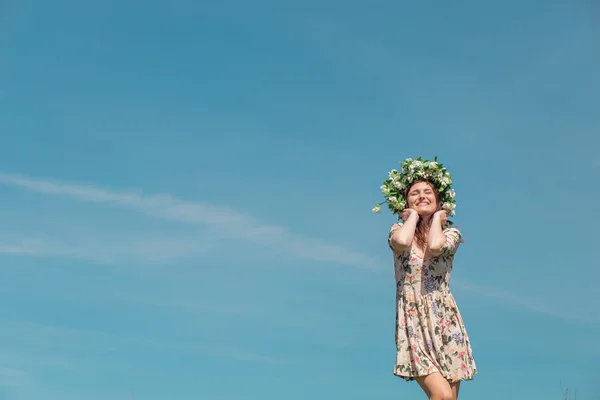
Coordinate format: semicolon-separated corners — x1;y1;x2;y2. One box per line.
0;172;378;268
117;294;263;318
0;367;27;387
0;236;215;263
3;172;594;325
453;279;599;325
0;319;286;369
0;242;46;256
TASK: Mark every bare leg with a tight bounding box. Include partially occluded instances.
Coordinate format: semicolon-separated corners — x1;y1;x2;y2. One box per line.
450;381;461;399
415;372;458;400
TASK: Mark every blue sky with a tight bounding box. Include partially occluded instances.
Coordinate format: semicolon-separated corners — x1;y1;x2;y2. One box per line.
0;1;599;399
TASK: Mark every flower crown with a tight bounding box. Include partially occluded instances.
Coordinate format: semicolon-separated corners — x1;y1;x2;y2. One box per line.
372;157;457;220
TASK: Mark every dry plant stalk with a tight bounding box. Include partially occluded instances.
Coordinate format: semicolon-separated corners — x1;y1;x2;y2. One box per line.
561;383;577;400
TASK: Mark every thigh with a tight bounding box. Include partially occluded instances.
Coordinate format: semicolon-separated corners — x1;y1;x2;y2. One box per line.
415;372;453;399
450;381;461;399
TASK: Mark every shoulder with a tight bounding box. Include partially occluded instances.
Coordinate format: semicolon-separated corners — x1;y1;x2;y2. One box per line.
444;226;461;234
443;226;462;239
389;221;403;233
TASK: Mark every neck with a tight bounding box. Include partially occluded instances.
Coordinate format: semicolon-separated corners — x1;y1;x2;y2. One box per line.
419;213;433;225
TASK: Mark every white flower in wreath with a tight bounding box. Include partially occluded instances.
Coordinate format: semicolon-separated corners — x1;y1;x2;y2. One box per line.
442;202;456;211
448;189;456;199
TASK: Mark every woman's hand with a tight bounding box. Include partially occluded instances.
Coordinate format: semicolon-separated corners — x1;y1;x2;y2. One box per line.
401;208;419;222
433;210;447;226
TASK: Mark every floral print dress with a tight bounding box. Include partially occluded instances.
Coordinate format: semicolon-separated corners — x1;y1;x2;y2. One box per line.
388;223;477;382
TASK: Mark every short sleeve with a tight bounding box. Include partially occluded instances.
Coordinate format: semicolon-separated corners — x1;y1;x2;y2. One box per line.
441;227;462;256
388;222;403;251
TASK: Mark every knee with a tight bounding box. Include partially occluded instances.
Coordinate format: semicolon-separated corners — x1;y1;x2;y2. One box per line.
431;391;454;400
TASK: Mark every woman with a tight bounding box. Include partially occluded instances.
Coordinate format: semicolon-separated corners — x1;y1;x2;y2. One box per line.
373;158;477;400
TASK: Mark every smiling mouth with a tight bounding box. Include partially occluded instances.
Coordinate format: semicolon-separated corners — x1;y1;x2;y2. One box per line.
416;202;430;206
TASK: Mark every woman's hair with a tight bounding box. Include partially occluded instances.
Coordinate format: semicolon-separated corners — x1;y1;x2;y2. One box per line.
404;180;442;250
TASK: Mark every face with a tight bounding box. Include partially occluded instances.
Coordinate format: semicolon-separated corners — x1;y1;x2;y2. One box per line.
406;181;438;215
